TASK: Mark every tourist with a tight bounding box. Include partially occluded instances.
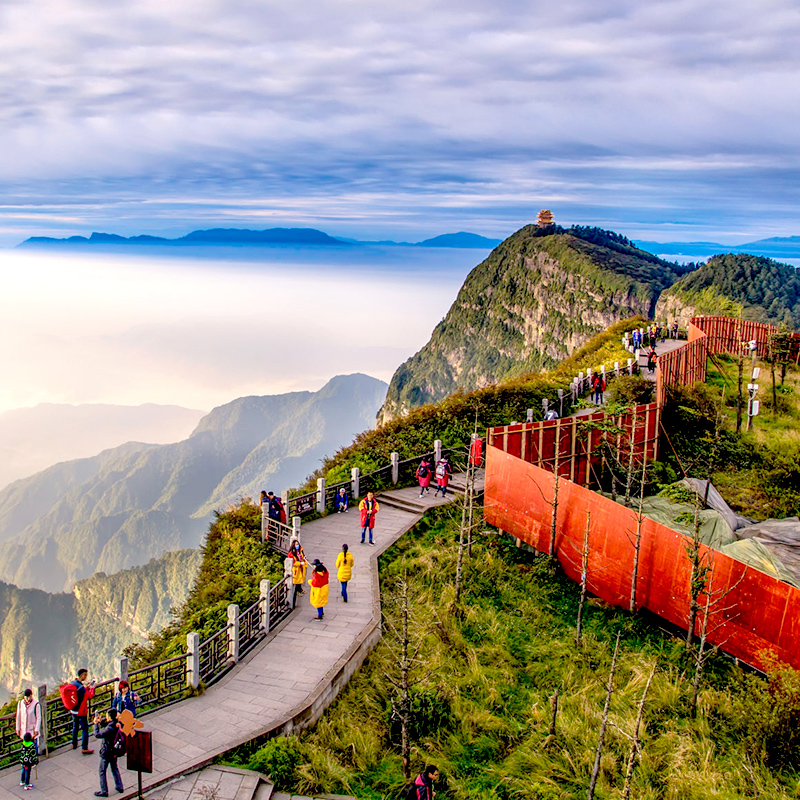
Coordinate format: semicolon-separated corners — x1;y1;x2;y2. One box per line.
433;456;452;497
672;320;679;339
309;559;329;620
15;689;41;754
266;491;281;521
288;539;308;602
647;348;657;374
359;491;379;545
111;680;140;717
92;708;124;797
416;458;432;497
336;543;354;603
334;487;349;513
544;407;559;420
408;765;440;800
69;669;96;754
19;732;37;791
591;373;606;405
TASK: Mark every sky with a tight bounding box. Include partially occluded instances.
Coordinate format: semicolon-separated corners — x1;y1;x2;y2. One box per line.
1;0;800;246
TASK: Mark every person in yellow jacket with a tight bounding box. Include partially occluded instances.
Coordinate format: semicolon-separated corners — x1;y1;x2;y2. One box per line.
336;543;354;603
288;539;307;607
309;559;330;620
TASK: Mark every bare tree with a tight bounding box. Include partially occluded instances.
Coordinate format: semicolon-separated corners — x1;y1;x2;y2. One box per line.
383;574;433;780
548;689;559;738
621;663;657;800
576;511;591;647
587;633;621;800
628;458;648;613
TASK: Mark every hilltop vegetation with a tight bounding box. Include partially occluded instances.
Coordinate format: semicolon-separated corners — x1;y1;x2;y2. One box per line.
656;253;800;328
377;225;687;424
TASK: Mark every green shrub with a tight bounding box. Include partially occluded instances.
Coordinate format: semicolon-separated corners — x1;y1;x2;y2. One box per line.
249;737;302;787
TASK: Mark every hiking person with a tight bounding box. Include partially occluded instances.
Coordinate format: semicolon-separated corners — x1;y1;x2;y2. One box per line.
672;320;679;339
416;458;432;497
544;407;559;420
93;708;124;797
336;543;354;603
288;539;308;602
266;491;281;521
20;732;38;791
334;487;349;513
309;559;330;620
15;689;41;754
591;373;606;404
434;456;452;497
68;669;96;753
408;764;440;800
111;680;140;717
359;491;379;545
647;348;657;374
273;493;287;523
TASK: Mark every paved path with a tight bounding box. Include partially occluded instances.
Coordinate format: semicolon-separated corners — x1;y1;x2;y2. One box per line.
0;475;481;800
639;338;685;381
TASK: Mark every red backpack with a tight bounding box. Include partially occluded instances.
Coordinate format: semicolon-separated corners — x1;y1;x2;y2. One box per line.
60;682;78;712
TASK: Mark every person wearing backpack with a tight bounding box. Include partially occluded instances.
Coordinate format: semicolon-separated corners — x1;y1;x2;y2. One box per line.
92;708;124;797
65;668;96;754
19;732;38;790
592;374;606;405
433;457;452;497
406;764;439;800
416;459;432;497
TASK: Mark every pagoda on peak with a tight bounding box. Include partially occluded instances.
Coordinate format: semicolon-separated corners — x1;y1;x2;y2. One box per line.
536;209;554;227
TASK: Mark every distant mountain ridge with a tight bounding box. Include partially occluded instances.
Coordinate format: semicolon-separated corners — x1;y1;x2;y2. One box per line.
377;224;689;424
0;403;206;490
636;236;800;259
0;374;387;592
18;228;502;250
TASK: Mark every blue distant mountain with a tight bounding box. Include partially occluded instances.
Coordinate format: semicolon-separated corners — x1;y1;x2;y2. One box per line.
18;228;502;250
636;236;800;260
20;227;350;248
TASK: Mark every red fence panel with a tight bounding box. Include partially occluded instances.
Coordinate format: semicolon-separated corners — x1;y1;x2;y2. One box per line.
485;445;800;672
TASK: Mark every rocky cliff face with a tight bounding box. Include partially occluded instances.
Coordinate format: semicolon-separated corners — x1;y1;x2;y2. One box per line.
377;225;680;424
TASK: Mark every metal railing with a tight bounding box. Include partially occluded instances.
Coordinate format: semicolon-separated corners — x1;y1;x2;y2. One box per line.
0;711;19;770
287;490;316;518
197;627;230;687
239;598;263;656
263;515;295;554
129;653;188;711
324;479;352;511
269;576;293;627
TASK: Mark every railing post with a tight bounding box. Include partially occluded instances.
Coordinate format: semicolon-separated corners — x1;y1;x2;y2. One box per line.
292;516;301;543
316;477;326;514
186;632;199;689
627;358;634;375
114;656;128;693
434;439;442;464
227;604;240;664
601;365;606;386
351;467;360;499
526;408;534;423
261;503;268;543
558;388;564;417
260;579;271;633
281;489;289;510
614;361;620;378
391;452;400;484
37;684;48;757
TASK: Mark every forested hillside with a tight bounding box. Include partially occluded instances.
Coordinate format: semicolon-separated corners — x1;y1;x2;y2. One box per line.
0;549;201;695
377;224;687;424
656;253;800;327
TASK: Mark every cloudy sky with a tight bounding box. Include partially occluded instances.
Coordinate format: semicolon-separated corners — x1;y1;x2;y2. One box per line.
1;0;799;246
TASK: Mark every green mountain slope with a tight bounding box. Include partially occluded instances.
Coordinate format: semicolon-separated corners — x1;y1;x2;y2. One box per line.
0;374;386;592
656;253;800;327
377;224;683;424
0;548;201;695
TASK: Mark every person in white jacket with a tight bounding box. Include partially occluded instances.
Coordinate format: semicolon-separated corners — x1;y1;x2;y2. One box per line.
15;689;42;753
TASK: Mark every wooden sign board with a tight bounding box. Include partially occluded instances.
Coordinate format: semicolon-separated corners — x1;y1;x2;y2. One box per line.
126;731;153;774
294;495;315;515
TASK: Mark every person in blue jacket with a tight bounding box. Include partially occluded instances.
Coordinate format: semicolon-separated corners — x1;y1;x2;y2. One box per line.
111;680;140;716
334;487;349;513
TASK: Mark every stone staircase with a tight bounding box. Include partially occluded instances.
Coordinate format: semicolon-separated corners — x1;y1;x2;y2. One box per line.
145;766;357;800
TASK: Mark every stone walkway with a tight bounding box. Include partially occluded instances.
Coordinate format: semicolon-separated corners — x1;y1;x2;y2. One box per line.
0;475;481;800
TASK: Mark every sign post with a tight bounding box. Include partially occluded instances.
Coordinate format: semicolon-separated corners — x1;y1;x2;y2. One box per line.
126;730;153;799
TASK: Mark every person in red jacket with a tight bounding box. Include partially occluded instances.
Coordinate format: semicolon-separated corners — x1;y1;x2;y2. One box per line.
433;457;452;497
70;669;96;754
359;492;379;545
416;459;432;497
